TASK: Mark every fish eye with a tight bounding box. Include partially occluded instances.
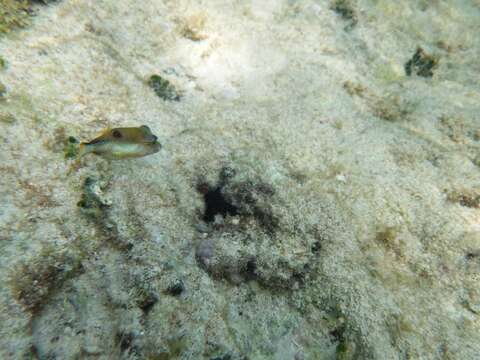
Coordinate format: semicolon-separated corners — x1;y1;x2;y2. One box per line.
112;130;122;138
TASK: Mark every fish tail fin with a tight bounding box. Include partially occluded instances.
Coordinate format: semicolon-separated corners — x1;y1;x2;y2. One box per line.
78;143;89;157
67;142;89;175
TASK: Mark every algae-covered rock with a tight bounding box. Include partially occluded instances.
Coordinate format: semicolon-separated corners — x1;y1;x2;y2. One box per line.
148;74;181;101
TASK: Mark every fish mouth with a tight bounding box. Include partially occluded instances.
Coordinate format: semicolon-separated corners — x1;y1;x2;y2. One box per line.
148;140;162;151
142;134;158;144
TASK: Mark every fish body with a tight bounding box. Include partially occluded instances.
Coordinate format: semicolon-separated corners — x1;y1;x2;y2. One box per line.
79;125;161;160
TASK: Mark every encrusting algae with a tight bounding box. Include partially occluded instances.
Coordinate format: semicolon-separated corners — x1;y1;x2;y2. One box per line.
79;125;161;160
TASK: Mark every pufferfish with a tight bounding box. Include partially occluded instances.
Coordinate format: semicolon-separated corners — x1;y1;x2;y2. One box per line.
79;125;161;160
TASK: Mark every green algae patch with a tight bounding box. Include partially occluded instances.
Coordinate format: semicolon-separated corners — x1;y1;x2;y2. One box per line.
331;0;357;29
64;136;79;159
336;339;356;360
148;74;181;101
405;47;438;77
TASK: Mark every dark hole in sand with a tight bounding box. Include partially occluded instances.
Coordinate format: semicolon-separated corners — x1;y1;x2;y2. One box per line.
200;185;238;222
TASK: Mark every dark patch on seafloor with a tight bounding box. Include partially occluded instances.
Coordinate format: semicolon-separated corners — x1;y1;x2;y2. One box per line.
148;74;181;101
165;280;185;296
137;292;158;315
199;184;239;222
196;167;277;233
405;47;438;77
64;136;79;159
331;0;357;29
194;167;323;290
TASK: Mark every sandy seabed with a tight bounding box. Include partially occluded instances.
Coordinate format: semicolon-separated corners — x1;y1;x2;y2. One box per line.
0;1;479;359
